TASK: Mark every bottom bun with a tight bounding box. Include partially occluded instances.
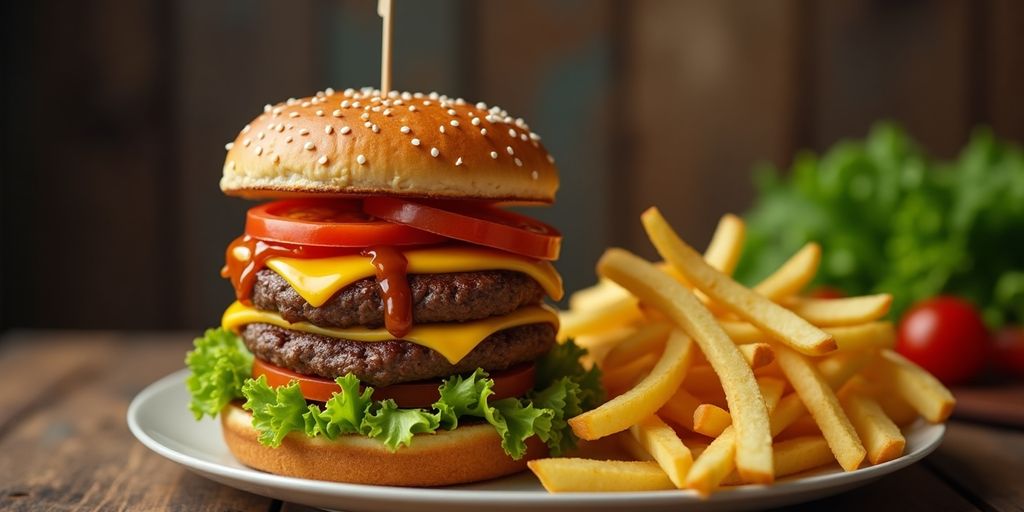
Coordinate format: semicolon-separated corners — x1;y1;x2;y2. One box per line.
221;403;547;486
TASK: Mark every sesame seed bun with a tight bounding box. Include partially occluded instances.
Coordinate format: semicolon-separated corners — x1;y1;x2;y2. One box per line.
220;402;547;486
221;88;559;203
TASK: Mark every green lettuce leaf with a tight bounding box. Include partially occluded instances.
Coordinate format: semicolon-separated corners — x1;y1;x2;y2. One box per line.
487;398;553;459
241;376;308;447
433;368;493;429
363;400;440;451
185;328;252;419
535;340;604;410
529;376;582;456
304;374;375;439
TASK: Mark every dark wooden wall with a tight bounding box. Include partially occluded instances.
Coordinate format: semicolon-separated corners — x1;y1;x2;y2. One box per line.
2;0;1022;331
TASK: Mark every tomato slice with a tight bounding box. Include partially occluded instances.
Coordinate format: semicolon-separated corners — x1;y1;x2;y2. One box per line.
252;358;537;409
362;198;562;260
246;199;447;247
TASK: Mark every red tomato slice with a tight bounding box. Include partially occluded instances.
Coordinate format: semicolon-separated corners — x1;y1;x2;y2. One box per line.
252;358;537;409
362;198;562;260
246;199;446;247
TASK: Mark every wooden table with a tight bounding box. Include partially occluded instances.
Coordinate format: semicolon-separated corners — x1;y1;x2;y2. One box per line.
1;331;1021;511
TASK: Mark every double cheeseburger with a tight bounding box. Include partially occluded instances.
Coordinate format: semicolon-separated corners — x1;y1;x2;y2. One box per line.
185;87;601;487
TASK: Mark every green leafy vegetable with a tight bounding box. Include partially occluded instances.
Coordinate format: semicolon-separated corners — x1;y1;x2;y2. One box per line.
737;123;1024;326
185;328;253;419
187;330;604;459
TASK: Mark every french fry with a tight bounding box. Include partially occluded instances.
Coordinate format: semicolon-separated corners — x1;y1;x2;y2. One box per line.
641;208;835;356
817;351;875;389
739;343;774;369
597;248;773;483
703;213;746;275
753;243;821;300
876;350;955;423
558;296;642;342
618;430;655;462
570;328;693;440
602;322;672;369
527;458;675;492
569;278;630;310
629;415;694;488
825;322;896;352
774;344;866;471
873;388;920;427
785;294;893;326
692;404;732;437
723;435;834;485
658;387;702;430
602;352;659;396
719;320;763;344
840;391;906;465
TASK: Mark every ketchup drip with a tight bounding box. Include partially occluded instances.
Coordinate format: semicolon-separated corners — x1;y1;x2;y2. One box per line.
221;235;355;304
361;246;412;338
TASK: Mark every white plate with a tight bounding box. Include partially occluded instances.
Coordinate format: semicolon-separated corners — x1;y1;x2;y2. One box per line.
128;369;945;512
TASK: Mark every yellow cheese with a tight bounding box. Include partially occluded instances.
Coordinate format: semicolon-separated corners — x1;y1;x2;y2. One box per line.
222;301;559;364
265;246;564;307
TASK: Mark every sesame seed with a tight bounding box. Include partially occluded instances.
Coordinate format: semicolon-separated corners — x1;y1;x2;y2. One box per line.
325;125;333;134
340;126;351;135
371;106;381;112
531;170;539;180
273;154;280;163
371;124;380;133
429;92;439;99
447;109;457;116
360;112;370;120
383;109;392;116
506;146;514;155
325;87;335;95
352;101;361;108
254;145;263;156
357;154;367;165
301;101;311;108
344;88;355;96
409;105;417;112
224;142;234;150
228;161;236;170
332;109;343;117
430;147;439;157
275;124;285;133
318;155;328;165
520;133;528;141
273;107;283;115
400;126;411;134
547;154;555;164
304;142;315;150
285;136;293;143
287;98;297;105
514;157;522;167
264;104;273;113
257;132;265;140
471;117;481;126
363;122;372;128
299;128;309;135
450;120;460;127
411;138;421;146
490;151;498;159
530;132;541;141
456;157;463;166
315;110;324;117
423;100;432;106
242;138;251;147
413;92;424;98
508;128;517;137
480;128;487;136
242;124;252;133
439;125;446;134
341;100;350;108
401;92;412;100
289;112;299;118
476;102;487;110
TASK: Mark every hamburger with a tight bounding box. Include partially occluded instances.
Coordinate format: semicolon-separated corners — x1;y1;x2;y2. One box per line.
185;87;602;487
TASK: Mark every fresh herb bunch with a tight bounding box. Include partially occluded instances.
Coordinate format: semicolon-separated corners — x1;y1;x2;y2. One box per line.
735;123;1024;327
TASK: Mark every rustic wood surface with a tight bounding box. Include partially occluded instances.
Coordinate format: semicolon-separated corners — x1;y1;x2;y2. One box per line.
1;331;1021;511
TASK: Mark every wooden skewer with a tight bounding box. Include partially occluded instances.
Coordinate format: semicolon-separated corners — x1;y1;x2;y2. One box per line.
378;0;393;96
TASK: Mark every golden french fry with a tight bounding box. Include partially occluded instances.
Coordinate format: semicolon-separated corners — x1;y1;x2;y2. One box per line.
840;391;905;465
770;394;809;437
692;404;732;437
817;350;875;389
641;208;834;356
703;214;746;275
602;322;672;369
785;294;892;327
601;352;659;397
723;435;834;485
826;322;896;352
569;278;630;310
570;328;693;440
630;415;694;488
739;343;774;369
719;320;763;344
658;387;702;430
774;344;866;471
771;350;868;438
618;430;655;462
527;458;675;492
877;350;955;423
753;243;821;300
558;296;642;342
597;248;773;483
873;388;920;427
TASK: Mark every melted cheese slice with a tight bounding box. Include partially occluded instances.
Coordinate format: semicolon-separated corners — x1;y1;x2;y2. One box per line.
264;246;564;307
222;301;559;363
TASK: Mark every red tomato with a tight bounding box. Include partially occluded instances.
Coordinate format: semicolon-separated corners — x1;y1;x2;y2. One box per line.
246;199;446;247
808;286;845;299
896;296;992;385
363;198;562;260
993;326;1024;378
252;358;537;409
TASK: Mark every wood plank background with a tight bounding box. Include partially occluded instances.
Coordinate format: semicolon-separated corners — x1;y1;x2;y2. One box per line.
2;0;1022;331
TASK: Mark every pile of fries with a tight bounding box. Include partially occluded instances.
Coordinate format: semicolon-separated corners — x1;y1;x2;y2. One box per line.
527;208;954;495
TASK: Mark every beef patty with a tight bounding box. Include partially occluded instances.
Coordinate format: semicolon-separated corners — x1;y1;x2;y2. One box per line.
241;322;556;386
251;269;545;328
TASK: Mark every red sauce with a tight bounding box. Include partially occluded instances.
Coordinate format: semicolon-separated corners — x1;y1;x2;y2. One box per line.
221;235;356;304
361;246;412;338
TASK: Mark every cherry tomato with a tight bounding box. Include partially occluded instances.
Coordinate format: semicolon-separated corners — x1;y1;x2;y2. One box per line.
246;199;446;247
252;358;536;409
993;326;1024;378
896;296;992;385
363;198;562;260
808;286;845;299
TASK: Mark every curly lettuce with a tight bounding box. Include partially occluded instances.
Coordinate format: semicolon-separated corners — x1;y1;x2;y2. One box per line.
186;328;603;459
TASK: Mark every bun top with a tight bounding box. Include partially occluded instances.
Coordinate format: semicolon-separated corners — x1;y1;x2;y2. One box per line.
221;88;559;203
